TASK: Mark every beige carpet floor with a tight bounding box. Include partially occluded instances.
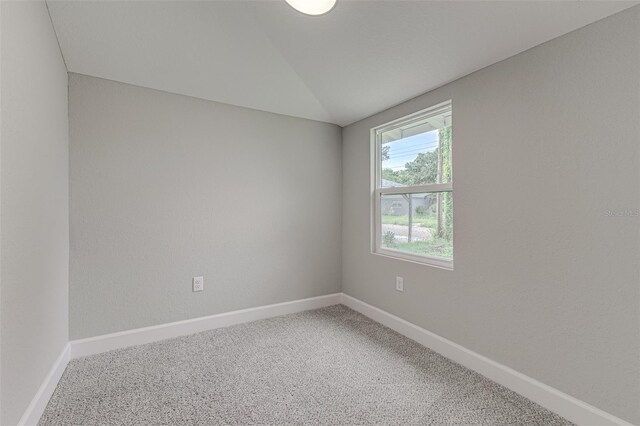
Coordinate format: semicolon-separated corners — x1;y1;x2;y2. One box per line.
40;305;572;425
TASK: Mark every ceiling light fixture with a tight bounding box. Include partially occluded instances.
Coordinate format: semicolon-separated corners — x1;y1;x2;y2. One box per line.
285;0;337;16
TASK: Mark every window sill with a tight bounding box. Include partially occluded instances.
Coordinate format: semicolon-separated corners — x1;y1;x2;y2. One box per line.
372;248;454;271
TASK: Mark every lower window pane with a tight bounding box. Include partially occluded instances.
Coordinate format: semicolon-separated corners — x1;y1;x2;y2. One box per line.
380;192;453;260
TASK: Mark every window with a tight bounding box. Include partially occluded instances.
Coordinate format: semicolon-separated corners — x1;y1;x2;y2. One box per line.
372;101;453;269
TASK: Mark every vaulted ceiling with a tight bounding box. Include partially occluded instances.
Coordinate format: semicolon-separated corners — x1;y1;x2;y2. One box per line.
47;1;637;126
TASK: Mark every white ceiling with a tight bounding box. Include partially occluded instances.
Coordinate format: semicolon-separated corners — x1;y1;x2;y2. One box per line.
47;0;638;126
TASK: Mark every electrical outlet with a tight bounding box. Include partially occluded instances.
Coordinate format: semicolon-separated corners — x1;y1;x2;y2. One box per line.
395;276;404;292
193;276;204;292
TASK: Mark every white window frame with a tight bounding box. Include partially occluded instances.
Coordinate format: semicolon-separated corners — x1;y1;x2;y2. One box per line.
371;100;453;270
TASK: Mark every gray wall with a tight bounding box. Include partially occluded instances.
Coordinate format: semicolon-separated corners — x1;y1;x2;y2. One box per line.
69;74;342;339
1;1;70;425
342;7;640;424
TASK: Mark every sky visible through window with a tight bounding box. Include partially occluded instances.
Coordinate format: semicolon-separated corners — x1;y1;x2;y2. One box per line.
382;130;439;171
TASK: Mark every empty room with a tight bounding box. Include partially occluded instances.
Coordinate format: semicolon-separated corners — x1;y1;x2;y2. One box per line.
1;0;639;425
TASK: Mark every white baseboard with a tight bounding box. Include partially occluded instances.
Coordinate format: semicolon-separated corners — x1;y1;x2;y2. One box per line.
70;293;342;359
17;343;70;426
340;293;633;426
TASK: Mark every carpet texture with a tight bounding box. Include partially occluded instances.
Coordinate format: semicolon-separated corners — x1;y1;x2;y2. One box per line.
40;305;572;425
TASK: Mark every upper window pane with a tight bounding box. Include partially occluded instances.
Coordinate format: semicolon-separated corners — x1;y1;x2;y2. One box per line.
379;106;452;188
